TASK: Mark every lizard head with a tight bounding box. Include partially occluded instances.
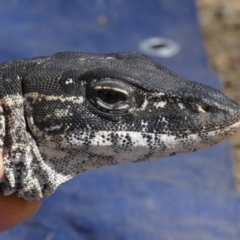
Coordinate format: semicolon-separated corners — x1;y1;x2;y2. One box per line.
24;51;240;158
21;51;240;199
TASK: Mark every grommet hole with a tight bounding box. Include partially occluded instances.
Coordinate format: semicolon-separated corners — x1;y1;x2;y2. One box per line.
138;37;180;58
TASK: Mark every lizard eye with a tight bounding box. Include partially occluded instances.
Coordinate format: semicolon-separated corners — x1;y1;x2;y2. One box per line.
98;89;127;104
88;79;134;113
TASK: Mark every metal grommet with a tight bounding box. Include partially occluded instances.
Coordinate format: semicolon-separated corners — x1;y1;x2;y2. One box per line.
138;37;180;58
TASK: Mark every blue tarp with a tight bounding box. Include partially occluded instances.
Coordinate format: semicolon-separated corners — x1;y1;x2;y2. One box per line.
0;1;240;239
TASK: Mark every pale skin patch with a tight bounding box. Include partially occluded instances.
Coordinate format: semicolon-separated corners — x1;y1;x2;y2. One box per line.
24;92;85;105
178;103;185;109
153;101;167;108
149;92;165;97
65;78;73;85
139;98;149;111
54;106;70;118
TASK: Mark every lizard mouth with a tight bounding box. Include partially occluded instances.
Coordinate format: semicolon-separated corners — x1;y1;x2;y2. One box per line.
217;104;240;134
194;101;240;135
222;116;240;137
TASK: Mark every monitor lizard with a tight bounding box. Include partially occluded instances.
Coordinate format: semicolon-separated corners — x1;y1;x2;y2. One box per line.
0;51;239;202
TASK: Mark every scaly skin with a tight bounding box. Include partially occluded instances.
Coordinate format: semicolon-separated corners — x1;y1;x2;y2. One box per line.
0;52;240;201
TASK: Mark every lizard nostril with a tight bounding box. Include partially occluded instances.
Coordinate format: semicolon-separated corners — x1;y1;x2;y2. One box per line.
196;104;211;113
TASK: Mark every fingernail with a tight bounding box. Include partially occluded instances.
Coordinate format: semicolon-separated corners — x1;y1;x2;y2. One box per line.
0;153;4;179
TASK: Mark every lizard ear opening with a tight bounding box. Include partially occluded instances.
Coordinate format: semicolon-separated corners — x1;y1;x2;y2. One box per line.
87;78;135;113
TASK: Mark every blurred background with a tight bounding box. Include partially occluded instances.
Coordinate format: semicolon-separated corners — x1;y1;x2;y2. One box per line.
198;0;240;191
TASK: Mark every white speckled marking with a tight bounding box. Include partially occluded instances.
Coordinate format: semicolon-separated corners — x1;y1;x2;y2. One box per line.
178;103;185;109
25;92;85;104
153;101;167;108
65;78;73;85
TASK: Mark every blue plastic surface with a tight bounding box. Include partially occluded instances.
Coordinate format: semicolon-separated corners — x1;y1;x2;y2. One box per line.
0;1;240;239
